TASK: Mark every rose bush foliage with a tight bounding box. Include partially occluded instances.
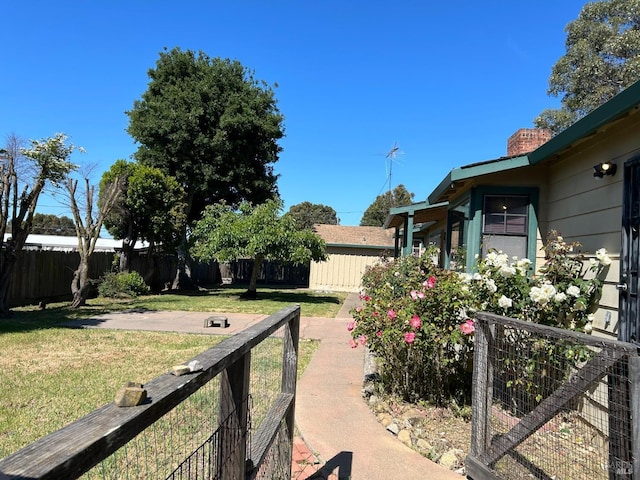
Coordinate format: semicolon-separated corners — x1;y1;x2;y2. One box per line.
350;231;611;408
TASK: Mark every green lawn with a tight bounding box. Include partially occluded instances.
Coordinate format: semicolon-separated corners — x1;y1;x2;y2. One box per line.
0;286;341;459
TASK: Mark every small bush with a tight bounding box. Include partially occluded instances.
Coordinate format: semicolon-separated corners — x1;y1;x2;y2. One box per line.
98;271;150;298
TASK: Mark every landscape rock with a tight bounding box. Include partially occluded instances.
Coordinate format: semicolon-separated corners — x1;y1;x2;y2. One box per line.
397;429;412;447
416;438;433;452
386;423;399;435
114;383;147;407
439;448;463;470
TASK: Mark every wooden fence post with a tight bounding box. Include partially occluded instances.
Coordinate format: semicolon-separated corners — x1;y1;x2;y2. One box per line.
218;351;251;480
281;307;300;446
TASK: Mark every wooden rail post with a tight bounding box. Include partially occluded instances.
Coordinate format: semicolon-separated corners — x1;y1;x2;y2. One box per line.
281;307;300;446
218;351;251;480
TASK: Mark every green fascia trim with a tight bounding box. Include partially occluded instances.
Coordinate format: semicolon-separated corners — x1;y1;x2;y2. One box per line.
388;200;431;215
529;79;640;166
428;155;530;204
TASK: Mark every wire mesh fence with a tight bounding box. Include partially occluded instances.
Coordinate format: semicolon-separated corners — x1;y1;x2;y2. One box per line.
0;306;300;480
467;312;639;480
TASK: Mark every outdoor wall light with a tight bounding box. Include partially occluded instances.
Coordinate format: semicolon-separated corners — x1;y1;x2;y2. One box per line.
593;161;617;178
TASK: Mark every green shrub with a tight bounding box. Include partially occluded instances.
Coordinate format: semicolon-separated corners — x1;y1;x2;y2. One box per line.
350;250;474;406
350;232;612;410
98;271;150;298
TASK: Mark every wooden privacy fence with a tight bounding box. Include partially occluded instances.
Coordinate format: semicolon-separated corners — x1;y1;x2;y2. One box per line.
467;312;639;480
0;305;300;480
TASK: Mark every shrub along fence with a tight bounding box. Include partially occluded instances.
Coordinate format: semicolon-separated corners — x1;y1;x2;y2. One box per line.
467;311;639;480
0;305;300;479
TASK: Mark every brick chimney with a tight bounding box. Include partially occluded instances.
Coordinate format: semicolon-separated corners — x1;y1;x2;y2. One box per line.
507;128;552;156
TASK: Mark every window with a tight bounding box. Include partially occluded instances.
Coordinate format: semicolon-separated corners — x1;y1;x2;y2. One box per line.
412;240;424;257
482;195;528;259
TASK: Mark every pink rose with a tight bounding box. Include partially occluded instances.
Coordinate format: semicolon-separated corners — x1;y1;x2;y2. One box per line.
424;276;436;289
376;330;383;337
459;319;475;335
410;315;422;329
349;339;358;348
359;335;367;345
387;309;397;320
347;321;355;332
356;305;363;313
404;332;416;344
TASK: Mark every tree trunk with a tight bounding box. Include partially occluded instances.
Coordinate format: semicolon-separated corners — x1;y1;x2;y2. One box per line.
172;236;194;290
244;255;264;300
119;238;135;272
70;258;90;308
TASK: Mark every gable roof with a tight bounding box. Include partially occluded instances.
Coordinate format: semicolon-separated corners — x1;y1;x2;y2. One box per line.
428;78;640;204
313;224;394;248
529;78;640;165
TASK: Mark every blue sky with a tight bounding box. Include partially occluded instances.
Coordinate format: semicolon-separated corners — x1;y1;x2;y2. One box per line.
1;1;587;227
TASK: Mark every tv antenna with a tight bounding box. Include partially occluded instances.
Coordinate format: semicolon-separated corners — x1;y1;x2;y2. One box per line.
384;141;403;195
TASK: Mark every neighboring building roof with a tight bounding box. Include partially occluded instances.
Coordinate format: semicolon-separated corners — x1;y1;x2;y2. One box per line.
3;234;148;252
313;224;395;248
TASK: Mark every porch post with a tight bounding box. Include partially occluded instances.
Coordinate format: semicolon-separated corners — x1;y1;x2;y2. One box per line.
402;213;415;256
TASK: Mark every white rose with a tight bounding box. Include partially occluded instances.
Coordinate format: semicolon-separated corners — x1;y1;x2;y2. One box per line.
540;283;557;300
554;292;567;303
529;287;543;303
485;278;497;293
498;295;513;309
499;264;516;278
566;285;581;298
584;323;593;334
595;248;612;266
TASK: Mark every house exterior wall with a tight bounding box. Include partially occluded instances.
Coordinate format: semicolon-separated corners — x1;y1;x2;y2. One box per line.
538;111;640;338
309;246;388;292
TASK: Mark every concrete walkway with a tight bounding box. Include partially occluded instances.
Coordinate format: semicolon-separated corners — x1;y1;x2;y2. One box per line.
68;294;462;480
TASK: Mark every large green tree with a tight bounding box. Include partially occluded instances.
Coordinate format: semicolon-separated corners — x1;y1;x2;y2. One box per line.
0;133;79;316
360;184;414;227
126;47;284;288
191;198;327;299
127;47;283;220
535;0;640;134
287;201;338;230
100;160;187;278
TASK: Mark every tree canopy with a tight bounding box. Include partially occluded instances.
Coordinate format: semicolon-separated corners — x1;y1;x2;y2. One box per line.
30;213;75;235
287;201;338;230
100;160;187;273
126;47;285;222
534;0;640;134
360;184;414;227
191;198;327;298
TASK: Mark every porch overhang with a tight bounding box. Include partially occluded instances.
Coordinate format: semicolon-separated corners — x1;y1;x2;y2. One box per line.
383;201;449;229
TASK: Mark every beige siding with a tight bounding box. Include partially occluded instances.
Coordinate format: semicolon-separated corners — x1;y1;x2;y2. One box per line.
535;112;640;340
309;247;387;292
